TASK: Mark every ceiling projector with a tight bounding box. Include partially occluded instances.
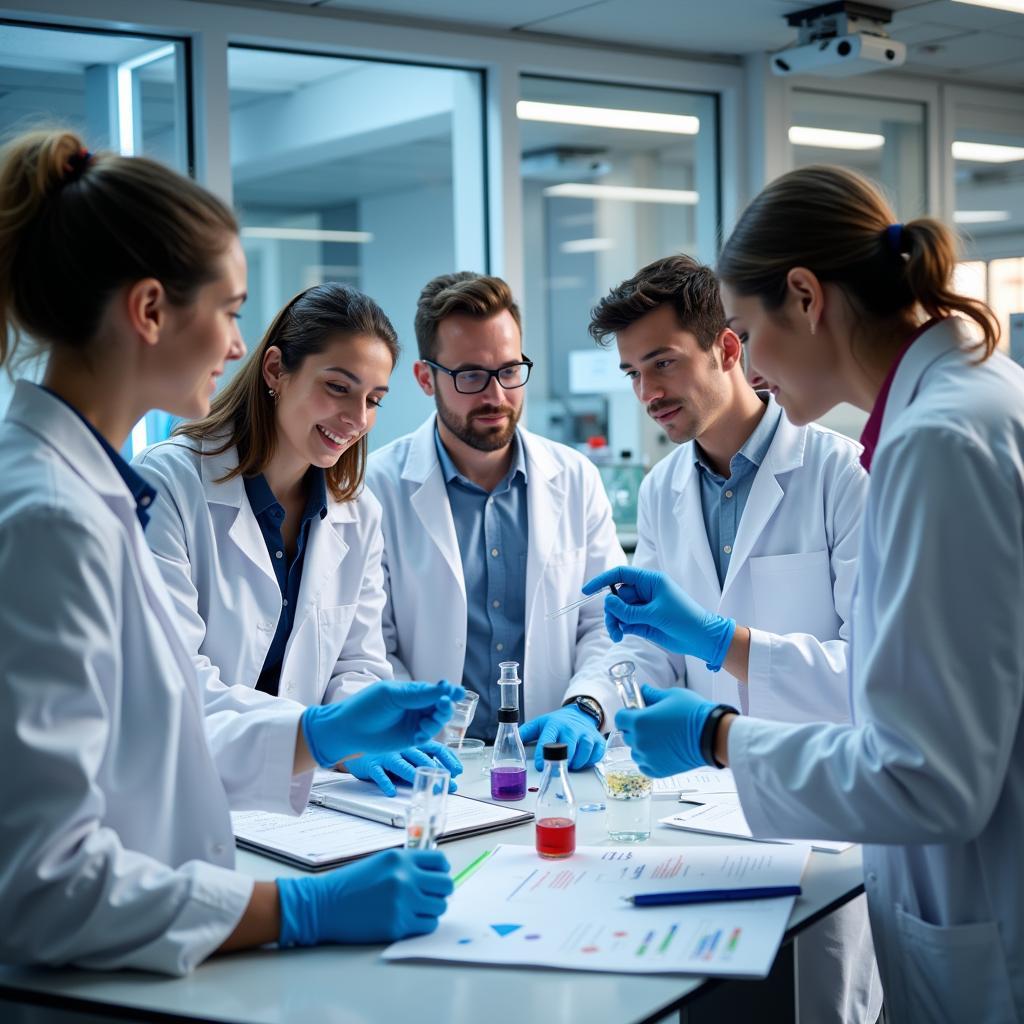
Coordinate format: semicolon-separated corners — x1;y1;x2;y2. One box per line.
771;1;907;77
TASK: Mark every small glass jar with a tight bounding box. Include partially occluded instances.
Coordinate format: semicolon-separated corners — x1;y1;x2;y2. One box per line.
601;730;651;842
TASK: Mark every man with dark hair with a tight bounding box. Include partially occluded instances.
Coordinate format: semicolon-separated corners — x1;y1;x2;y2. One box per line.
366;272;625;768
590;254;881;1024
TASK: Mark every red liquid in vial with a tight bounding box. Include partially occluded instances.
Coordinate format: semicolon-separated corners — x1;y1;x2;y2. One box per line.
535;817;576;859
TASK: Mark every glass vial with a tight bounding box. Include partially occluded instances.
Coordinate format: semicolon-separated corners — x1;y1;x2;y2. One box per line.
490;707;528;801
608;660;644;711
535;743;577;859
497;661;522;717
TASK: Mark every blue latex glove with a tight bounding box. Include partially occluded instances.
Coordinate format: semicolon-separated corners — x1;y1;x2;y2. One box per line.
277;847;453;946
346;741;464;797
301;680;465;768
615;683;717;777
520;704;606;772
584;566;736;670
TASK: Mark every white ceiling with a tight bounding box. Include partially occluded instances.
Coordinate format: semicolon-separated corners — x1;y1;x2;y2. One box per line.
252;0;1024;89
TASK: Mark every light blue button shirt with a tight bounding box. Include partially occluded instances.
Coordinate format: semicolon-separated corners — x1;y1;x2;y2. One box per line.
695;397;781;586
435;427;529;742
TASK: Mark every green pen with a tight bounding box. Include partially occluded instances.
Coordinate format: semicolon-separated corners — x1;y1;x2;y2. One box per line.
453;848;495;888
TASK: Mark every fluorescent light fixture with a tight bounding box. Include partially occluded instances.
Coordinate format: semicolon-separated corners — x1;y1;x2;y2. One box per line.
952;140;1024;163
117;44;176;157
789;126;885;150
241;227;374;244
543;183;699;205
954;210;1011;224
560;237;614;254
952;0;1024;12
517;100;699;135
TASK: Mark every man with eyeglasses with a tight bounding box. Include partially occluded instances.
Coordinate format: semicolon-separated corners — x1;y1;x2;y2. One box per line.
366;272;625;766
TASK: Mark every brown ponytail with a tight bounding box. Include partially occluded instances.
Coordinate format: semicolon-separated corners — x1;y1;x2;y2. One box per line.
0;127;237;369
718;165;999;359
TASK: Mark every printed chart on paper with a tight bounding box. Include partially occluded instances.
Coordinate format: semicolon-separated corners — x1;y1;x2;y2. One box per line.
384;842;809;977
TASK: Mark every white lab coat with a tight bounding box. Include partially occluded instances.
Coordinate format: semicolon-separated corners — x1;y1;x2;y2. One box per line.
730;319;1024;1023
620;397;866;722
616;398;881;1023
0;382;255;976
134;437;392;795
365;415;625;720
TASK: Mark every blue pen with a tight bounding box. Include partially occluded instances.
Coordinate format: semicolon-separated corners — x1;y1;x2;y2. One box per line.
622;885;801;907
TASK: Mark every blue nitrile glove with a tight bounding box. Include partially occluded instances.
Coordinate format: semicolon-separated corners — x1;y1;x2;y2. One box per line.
301;680;465;768
520;704;606;772
615;683;717;777
346;741;464;797
584;566;736;671
277;847;453;946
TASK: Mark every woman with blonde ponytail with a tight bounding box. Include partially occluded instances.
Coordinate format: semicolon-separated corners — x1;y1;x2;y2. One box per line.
133;283;463;796
0;130;460;976
593;165;1024;1023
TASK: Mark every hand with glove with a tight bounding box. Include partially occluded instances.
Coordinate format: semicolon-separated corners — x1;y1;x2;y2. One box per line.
277;848;453;946
520;704;606;771
301;680;465;769
583;566;736;671
345;741;464;797
615;683;725;778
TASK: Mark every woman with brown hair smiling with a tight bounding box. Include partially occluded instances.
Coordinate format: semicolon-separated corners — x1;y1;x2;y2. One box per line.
135;282;462;797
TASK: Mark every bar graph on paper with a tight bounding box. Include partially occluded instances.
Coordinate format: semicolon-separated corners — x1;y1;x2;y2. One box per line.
384;844;808;977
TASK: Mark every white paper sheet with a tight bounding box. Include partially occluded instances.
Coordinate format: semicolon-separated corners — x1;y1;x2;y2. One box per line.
651;767;737;797
384;842;809;977
660;800;853;854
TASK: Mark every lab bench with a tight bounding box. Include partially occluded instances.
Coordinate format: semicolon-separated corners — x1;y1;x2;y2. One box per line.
0;759;865;1024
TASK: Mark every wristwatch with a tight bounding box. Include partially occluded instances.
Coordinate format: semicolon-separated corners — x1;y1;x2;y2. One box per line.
699;704;738;768
566;695;604;730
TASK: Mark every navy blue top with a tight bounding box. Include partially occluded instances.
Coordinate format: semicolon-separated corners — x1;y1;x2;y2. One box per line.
37;385;157;529
435;427;529;741
243;468;328;696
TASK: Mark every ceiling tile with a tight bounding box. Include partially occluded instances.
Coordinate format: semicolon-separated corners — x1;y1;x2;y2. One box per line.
318;0;600;31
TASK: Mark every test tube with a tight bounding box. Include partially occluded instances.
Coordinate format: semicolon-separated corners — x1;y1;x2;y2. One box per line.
405;766;450;850
443;690;480;750
497;661;521;714
609;660;644;710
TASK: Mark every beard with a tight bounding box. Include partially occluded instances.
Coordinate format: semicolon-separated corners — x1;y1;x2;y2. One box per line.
436;395;522;452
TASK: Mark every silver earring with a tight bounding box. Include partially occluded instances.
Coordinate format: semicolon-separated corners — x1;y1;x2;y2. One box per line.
268;387;277;399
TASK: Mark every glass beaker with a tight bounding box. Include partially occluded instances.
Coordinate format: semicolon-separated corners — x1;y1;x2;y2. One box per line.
601;729;652;842
443;690;480;749
405;765;451;850
608;660;644;711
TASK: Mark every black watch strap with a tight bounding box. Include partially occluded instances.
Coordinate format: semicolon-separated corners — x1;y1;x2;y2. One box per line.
699;704;738;768
567;695;603;729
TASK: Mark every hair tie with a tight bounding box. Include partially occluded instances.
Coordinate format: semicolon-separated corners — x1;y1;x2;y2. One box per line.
63;148;93;184
885;223;905;256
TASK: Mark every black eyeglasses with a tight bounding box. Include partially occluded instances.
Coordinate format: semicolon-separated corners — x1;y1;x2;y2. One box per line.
424;357;534;395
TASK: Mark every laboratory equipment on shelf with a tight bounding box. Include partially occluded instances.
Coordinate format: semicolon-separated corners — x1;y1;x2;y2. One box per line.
405;765;450;850
490;707;528;801
497;661;522;716
443;690;480;750
535;743;577;859
546;583;620;621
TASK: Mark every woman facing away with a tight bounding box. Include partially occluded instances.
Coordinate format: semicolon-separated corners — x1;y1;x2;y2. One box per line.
0;129;461;975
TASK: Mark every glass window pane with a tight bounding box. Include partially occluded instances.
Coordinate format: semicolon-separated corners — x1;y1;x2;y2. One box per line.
519;75;719;471
0;24;189;446
789;90;927;219
953;107;1024;355
227;48;486;450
